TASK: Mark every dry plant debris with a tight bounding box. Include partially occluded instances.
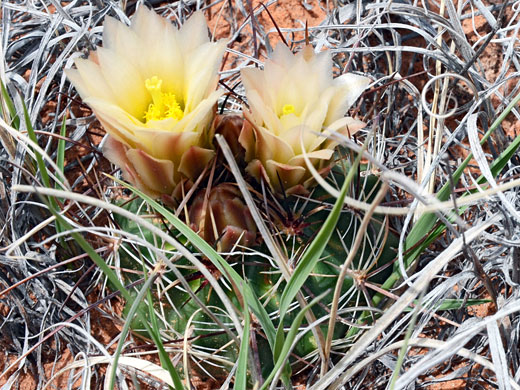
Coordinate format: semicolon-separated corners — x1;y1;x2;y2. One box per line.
1;1;520;390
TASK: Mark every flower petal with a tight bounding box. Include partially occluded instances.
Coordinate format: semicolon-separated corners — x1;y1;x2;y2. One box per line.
322;117;366;149
273;58;315;115
270;44;297;69
102;135;137;183
64;68;91;101
132;129;200;164
245;159;272;188
278;125;321;156
287;149;334;168
325;73;371;125
147;29;184;99
253;124;295;165
67;58;117;104
238;113;256;162
304;48;332;91
130;9;186;98
183;40;226;112
178;146;215;179
85;98;142;147
265;159;307;193
179;11;210;53
177;89;223;135
103;16;142;65
268;45;332;116
103;136;175;198
131;7;168;45
300;86;336;132
243;89;281;135
96;47;149;118
239;110;295;165
126;148;176;196
241;67;272;106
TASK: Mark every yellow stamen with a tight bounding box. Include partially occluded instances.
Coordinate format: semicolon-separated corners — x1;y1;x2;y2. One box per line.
282;104;295;116
163;93;184;120
144;104;161;122
144;76;184;123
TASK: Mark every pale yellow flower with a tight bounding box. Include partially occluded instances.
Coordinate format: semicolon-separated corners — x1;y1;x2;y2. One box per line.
66;8;226;198
239;45;370;194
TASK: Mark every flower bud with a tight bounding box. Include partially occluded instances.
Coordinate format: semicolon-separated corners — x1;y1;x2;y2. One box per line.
189;184;257;252
212;114;246;162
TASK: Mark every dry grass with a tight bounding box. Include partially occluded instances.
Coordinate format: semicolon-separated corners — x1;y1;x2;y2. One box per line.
1;1;520;389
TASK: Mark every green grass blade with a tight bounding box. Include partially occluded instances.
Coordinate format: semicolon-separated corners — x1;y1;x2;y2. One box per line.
152;332;184;390
108;266;184;390
276;173;350;322
260;291;328;390
145;266;184;390
108;269;161;390
23;102;51;186
35;192;133;302
23;102;53;190
388;290;425;390
403;298;491;312
236;306;251;390
54;115;68;237
364;134;520;312
398;133;520;289
0;80;20;129
22;100;69;243
480;133;520;182
57;115;67;176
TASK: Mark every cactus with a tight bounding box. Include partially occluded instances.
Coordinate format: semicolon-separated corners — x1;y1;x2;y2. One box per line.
114;167;396;381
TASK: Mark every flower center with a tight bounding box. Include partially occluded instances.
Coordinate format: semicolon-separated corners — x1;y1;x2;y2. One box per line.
144;76;184;123
279;104;301;131
282;104;295;116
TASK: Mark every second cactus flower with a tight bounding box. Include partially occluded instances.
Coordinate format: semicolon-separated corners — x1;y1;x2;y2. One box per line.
239;44;370;195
